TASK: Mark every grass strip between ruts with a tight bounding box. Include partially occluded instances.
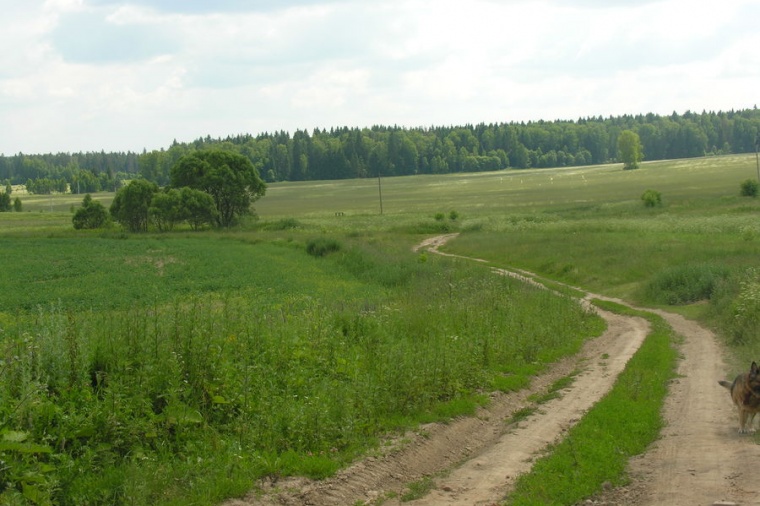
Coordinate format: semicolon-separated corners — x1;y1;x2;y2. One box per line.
504;299;678;506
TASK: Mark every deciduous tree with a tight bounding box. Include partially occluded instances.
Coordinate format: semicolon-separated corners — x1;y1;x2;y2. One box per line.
179;187;217;230
110;179;158;232
171;149;266;227
618;130;643;170
149;189;183;232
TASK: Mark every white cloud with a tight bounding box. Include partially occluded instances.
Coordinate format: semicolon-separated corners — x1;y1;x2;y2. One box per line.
0;0;757;155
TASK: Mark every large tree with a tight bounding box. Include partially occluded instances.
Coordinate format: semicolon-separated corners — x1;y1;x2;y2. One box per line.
171;149;266;227
110;179;158;232
179;187;217;231
149;189;183;232
617;130;643;170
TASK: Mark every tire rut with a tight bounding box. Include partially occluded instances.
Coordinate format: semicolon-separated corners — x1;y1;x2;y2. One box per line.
225;234;743;506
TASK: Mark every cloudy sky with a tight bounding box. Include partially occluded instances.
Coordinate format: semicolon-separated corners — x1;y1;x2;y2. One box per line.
1;0;758;155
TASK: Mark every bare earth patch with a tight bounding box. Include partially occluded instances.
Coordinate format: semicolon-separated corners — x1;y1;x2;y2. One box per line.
225;234;760;506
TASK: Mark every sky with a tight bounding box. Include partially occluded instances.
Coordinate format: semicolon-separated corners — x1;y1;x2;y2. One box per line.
0;0;758;156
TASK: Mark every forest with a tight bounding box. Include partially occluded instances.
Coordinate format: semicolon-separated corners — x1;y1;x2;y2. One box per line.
1;108;758;193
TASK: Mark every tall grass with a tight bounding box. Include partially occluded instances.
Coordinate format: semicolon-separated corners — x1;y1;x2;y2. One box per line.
643;263;730;305
0;235;603;505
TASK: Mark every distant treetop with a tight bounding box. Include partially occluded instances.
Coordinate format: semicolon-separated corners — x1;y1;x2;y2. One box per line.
2;107;758;188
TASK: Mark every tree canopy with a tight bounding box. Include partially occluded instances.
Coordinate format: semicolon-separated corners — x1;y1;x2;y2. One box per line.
1;108;759;188
618;130;643;170
170;149;266;227
110;179;159;232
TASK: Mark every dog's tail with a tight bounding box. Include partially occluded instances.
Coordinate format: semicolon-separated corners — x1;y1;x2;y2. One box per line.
718;380;733;390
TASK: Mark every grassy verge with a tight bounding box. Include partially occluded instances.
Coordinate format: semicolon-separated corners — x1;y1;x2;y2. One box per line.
504;299;678;505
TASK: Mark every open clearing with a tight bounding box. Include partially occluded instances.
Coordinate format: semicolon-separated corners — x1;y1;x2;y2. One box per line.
226;234;760;506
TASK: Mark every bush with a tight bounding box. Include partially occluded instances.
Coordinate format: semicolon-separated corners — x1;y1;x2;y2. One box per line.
710;268;760;346
306;237;342;257
643;263;730;305
73;194;109;230
739;179;759;197
641;189;662;208
434;212;445;221
449;210;459;221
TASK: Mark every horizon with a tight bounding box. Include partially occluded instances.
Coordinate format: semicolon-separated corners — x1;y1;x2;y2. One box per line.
3;106;757;157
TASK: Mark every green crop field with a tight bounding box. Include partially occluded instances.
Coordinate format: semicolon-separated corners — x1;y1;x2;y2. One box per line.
1;153;759;505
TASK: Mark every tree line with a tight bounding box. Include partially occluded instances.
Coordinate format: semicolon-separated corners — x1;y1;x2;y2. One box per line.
1;108;758;192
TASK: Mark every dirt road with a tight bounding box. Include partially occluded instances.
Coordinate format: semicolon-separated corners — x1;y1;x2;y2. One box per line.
226;234;760;506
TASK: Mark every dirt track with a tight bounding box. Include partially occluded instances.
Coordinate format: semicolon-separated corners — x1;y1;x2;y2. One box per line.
226;234;760;506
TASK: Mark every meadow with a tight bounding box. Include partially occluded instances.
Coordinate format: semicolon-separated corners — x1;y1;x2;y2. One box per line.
1;153;759;505
0;216;601;504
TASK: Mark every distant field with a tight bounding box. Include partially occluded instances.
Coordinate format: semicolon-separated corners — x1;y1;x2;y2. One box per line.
7;153;756;227
254;154;758;219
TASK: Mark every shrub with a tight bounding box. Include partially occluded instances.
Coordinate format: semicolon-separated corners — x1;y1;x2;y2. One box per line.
306;237;342;257
711;268;760;346
739;179;759;197
73;194;109;230
449;210;460;221
641;189;662;208
434;212;445;221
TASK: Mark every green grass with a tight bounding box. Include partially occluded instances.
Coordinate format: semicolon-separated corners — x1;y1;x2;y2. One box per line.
0;235;374;312
2;153;759;505
505;300;678;505
0;232;603;505
400;476;436;502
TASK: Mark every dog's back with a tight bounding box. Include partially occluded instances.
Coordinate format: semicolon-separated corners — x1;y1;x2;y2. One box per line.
719;361;760;433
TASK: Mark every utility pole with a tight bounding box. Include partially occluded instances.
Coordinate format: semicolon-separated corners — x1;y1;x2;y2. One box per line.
377;171;384;215
755;132;760;183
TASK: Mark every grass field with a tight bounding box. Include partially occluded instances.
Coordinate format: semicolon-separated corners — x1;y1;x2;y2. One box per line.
1;153;759;505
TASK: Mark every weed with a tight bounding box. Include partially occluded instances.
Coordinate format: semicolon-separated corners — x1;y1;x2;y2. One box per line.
400;476;435;501
507;407;537;425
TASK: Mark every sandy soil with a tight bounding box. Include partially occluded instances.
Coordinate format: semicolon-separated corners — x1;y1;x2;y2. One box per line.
224;234;760;506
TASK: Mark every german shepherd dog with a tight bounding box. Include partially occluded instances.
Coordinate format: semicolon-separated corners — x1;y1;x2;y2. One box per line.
719;361;760;433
